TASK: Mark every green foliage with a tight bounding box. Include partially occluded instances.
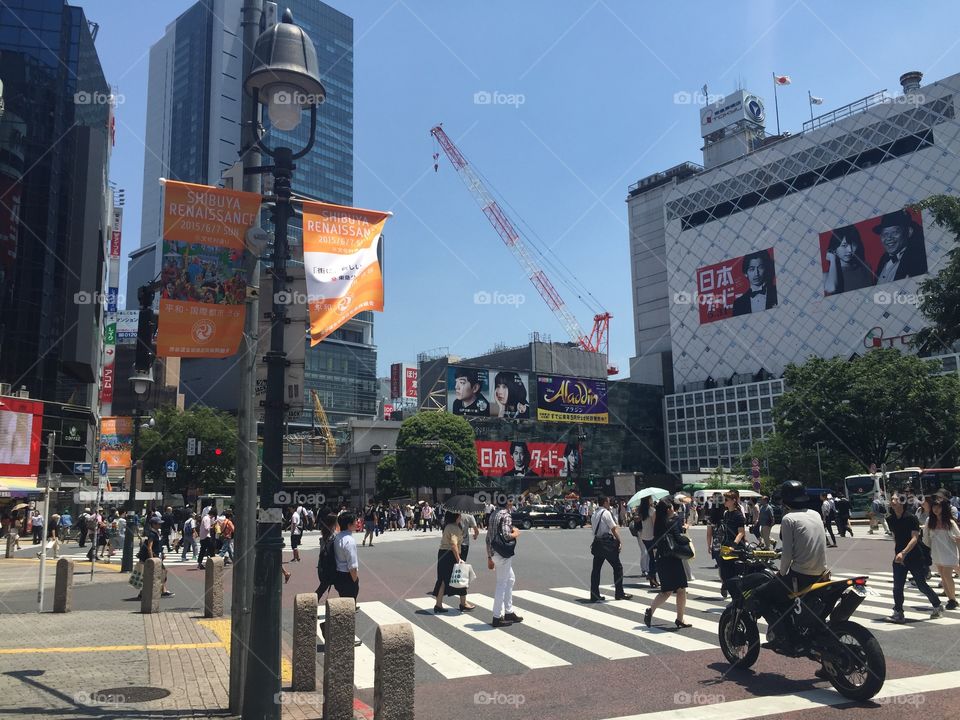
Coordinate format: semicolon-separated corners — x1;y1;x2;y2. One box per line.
374;455;408;501
912;196;960;353
396;412;479;501
772;349;960;476
742;434;860;490
138;405;238;496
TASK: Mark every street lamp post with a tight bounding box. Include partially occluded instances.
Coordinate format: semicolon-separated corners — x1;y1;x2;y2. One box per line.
814;441;825;488
241;10;325;719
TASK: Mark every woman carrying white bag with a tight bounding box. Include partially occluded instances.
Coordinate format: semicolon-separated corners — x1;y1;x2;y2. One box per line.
432;511;477;613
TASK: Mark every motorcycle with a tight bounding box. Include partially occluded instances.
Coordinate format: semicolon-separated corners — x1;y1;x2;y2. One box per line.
716;545;886;701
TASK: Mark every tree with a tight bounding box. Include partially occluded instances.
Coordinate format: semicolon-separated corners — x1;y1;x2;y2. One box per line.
374;455;408;501
395;412;479;502
912;196;960;354
742;433;860;491
139;405;238;498
773;349;960;473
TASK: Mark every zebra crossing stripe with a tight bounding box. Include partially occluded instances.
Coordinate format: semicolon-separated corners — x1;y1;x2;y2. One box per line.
406;597;570;670
515;590;716;652
317;607;377;689
551;586;723;639
466;594;645;660
360;601;489;680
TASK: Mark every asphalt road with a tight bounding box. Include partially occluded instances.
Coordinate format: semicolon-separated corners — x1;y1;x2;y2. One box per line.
3;524;959;720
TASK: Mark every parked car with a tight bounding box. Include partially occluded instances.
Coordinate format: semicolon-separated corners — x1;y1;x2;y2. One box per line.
511;504;585;530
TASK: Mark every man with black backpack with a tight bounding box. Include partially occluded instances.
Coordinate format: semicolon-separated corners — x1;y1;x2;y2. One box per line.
486;495;523;628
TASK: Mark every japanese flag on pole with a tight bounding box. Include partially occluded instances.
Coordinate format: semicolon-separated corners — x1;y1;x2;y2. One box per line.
302;201;391;344
774;74;792;85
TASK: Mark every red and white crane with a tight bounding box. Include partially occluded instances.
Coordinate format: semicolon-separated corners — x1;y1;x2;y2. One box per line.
431;124;616;375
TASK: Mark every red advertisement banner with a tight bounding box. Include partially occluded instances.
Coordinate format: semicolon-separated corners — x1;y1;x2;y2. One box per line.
475;440;581;479
0;397;44;478
695;248;778;324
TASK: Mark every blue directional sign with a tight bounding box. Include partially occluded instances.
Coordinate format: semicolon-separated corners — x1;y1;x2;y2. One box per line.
99;460;108;476
165;460;179;473
443;453;455;466
73;462;92;474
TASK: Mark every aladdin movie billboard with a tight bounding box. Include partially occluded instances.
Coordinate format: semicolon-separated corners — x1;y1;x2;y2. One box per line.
819;208;926;296
536;374;608;424
447;366;531;419
695;247;778;324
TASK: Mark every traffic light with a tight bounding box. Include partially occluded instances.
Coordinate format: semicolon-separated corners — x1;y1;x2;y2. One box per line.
134;285;156;372
214;447;223;457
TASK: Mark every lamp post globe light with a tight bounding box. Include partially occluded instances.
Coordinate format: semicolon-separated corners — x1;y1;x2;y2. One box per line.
241;10;324;718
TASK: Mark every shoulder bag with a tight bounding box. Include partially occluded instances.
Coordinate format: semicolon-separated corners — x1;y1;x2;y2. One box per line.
591;510;620;557
489;511;516;558
660;524;695;560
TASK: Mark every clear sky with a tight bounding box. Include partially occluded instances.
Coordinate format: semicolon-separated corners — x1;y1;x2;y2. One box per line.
89;0;960;378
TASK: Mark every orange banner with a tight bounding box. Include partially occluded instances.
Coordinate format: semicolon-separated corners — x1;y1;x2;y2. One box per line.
156;181;261;357
99;416;133;470
302;201;390;345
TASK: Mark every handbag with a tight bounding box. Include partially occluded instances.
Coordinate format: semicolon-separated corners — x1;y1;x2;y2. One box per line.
490;512;516;558
661;530;695;560
449;562;473;589
591;509;620;557
128;562;144;590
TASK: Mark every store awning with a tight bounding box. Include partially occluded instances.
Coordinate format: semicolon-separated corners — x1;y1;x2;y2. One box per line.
0;476;43;497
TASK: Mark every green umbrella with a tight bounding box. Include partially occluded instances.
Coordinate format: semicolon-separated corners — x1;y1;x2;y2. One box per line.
626;487;669;509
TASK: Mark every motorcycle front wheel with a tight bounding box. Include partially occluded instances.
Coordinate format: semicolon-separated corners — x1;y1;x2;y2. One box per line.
718;607;760;669
822;621;886;701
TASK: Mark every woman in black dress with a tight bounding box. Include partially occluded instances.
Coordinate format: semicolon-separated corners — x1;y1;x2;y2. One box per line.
643;499;692;629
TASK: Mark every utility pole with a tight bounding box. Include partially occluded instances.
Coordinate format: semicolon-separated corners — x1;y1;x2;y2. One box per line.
37;433;54;611
229;0;263;713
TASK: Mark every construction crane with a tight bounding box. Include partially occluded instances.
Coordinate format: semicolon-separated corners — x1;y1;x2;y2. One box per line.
430;124;616;375
310;389;337;456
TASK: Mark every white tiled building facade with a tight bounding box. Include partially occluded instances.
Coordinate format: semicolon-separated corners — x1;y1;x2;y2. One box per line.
629;71;960;473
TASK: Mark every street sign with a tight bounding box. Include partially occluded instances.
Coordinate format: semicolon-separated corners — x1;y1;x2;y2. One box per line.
73;462;92;474
187;438;197;456
165;460;179;473
751;457;760;467
166;471;177;479
98;476;109;490
751;467;760;479
444;453;454;466
99;460;108;476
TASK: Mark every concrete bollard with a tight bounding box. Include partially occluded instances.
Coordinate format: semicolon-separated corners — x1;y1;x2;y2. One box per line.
322;597;356;720
140;558;162;614
5;532;16;558
292;593;318;691
374;623;415;720
204;557;224;618
53;558;74;613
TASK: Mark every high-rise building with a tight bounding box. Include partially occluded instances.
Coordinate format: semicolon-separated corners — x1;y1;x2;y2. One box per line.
628;70;960;473
0;0;113;473
134;0;375;424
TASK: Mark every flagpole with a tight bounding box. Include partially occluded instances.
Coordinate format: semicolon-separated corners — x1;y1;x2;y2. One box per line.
808;90;814;122
773;73;781;135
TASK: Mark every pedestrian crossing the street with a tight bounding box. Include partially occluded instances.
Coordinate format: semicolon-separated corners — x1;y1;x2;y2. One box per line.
325;568;959;689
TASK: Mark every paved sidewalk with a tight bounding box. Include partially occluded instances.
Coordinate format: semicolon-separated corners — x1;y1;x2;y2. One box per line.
0;607;368;719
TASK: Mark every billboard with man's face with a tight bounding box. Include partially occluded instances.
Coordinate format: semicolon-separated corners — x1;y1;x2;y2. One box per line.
819;208;926;296
694;247;778;324
447;366;530;419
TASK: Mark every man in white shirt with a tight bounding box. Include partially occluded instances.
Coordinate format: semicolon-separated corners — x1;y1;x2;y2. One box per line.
290;505;303;562
333;512;359;601
589;496;630;602
820;493;838;548
197;508;215;569
460;512;480;561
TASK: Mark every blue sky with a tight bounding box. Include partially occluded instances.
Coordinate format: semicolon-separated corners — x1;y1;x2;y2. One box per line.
91;0;960;377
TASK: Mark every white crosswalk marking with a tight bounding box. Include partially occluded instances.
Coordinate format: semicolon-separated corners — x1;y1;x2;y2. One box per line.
360;600;489;680
406;597;570;669
514;590;716;651
467;594;646;660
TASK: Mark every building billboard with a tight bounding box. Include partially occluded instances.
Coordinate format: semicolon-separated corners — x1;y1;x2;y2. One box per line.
536;374;608;424
390;363;417;399
475;440;581;480
447;366;531;419
0;397;43;477
819;208;926;296
404;366;418;399
694;247;778;324
700;89;766;138
116;310;139;345
99;416;133;469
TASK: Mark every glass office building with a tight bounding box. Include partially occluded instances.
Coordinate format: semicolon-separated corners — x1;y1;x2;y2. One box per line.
139;0;376;425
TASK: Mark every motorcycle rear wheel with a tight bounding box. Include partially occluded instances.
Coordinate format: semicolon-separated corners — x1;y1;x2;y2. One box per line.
822;621;886;701
718;607;760;669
